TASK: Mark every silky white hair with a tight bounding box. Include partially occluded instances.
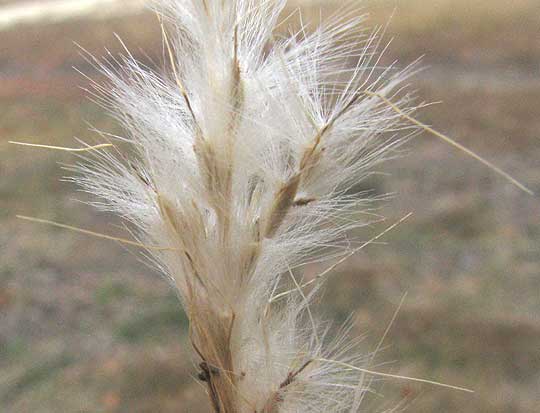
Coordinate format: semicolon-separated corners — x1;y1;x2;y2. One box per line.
74;1;420;411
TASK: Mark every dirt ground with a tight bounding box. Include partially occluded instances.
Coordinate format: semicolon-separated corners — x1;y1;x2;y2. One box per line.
1;1;539;412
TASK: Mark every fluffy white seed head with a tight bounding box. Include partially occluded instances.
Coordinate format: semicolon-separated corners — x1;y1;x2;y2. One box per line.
74;1;419;411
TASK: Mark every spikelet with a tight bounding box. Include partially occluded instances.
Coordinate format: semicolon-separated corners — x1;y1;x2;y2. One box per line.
74;1;423;411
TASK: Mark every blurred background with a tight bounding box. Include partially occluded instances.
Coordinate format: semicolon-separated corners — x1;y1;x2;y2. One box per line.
1;0;539;412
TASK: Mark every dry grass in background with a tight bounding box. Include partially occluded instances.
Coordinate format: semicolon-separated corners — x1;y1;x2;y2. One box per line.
1;0;539;412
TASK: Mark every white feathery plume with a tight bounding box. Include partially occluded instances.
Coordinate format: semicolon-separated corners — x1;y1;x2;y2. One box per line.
72;1;426;411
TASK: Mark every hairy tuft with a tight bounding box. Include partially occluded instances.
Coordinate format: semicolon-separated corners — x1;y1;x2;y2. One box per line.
74;1;420;411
